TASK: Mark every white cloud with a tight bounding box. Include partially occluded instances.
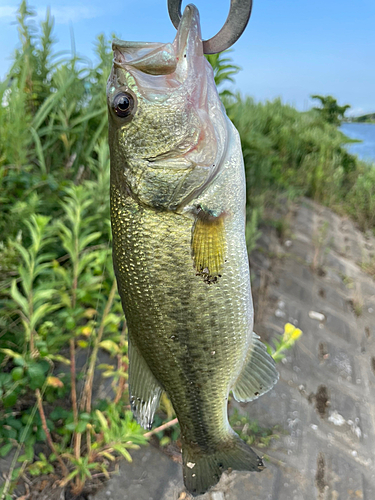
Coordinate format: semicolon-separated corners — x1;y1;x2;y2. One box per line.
0;4;100;24
0;6;17;18
347;107;365;117
38;5;100;24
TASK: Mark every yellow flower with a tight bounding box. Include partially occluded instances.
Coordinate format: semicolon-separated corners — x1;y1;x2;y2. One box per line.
81;326;93;337
283;323;302;342
46;376;64;388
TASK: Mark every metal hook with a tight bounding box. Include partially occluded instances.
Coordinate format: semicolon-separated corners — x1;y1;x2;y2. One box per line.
167;0;253;54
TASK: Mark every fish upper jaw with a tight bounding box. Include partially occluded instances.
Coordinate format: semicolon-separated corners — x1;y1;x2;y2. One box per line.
112;41;177;76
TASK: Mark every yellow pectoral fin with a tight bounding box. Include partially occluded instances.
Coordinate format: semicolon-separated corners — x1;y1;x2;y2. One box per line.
192;209;226;279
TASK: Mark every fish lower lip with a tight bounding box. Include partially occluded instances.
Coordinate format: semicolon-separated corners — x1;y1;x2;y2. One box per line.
175;4;202;58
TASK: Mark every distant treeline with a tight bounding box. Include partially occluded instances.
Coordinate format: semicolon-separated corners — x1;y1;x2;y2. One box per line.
351;113;375;123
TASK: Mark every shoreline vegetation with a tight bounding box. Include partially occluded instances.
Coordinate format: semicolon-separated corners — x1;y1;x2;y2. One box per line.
0;1;375;498
349;113;375;124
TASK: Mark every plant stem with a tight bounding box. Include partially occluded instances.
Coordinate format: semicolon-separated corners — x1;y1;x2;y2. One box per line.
114;319;128;405
113;365;127;405
80;279;117;413
36;389;68;476
70;338;80;460
71;233;80;460
78;279;117;460
144;418;179;438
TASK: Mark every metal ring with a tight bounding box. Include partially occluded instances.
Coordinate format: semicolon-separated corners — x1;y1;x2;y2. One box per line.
167;0;253;54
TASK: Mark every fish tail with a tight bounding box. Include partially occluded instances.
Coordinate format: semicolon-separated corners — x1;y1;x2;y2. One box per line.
182;432;264;496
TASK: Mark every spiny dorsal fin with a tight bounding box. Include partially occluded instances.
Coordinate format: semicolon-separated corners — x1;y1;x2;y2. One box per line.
128;338;163;430
232;332;279;403
191;206;226;281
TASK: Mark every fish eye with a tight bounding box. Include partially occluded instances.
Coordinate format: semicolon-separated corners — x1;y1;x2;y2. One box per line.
112;92;135;118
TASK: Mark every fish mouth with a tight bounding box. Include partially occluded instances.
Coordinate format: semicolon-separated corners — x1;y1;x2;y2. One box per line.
111;4;203;78
112;40;177;76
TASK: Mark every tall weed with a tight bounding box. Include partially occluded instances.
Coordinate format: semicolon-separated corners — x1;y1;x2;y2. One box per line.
1;179;145;496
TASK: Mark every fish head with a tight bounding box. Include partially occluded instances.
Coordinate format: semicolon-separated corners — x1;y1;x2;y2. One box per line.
107;5;227;210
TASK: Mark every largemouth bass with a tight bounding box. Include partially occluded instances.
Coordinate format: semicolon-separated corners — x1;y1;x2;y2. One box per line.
107;4;278;496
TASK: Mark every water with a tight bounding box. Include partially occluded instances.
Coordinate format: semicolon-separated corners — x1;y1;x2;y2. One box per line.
340;122;375;164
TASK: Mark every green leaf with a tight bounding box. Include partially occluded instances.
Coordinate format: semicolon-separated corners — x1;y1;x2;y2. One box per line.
30;303;60;330
60;468;79;486
79;231;102;251
35;252;56;267
18;267;32;297
47;354;70;365
10;280;29;316
77;340;88;348
76;420;88;433
6;417;23;430
70;107;106;127
3;393;18;408
99;340;120;354
33;289;57;303
27;364;46;390
84;113;107;158
77;252;99;275
65;422;77;431
113;444;132;462
50;407;70;421
80;413;91;421
159;436;171;447
11;467;22;480
34;262;54;278
0;349;23;360
31;74;76;132
11;367;24;381
95;410;108;430
0;443;14;457
30;127;47;174
24;442;35;461
13;356;26;367
11;241;31;268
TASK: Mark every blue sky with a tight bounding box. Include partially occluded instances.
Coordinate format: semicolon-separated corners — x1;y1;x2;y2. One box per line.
0;0;374;115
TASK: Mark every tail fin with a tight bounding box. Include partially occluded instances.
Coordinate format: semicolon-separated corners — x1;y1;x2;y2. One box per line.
182;432;264;496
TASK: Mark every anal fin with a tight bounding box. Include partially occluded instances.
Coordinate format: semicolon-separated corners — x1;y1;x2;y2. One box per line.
232;332;279;403
128;338;162;430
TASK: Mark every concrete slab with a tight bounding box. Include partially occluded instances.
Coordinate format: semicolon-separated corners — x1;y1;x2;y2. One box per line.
92;447;182;500
90;199;375;500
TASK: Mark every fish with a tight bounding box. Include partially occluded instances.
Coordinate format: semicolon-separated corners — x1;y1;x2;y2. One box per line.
107;4;279;496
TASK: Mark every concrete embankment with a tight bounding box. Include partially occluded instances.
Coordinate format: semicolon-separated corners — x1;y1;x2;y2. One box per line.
93;198;375;500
